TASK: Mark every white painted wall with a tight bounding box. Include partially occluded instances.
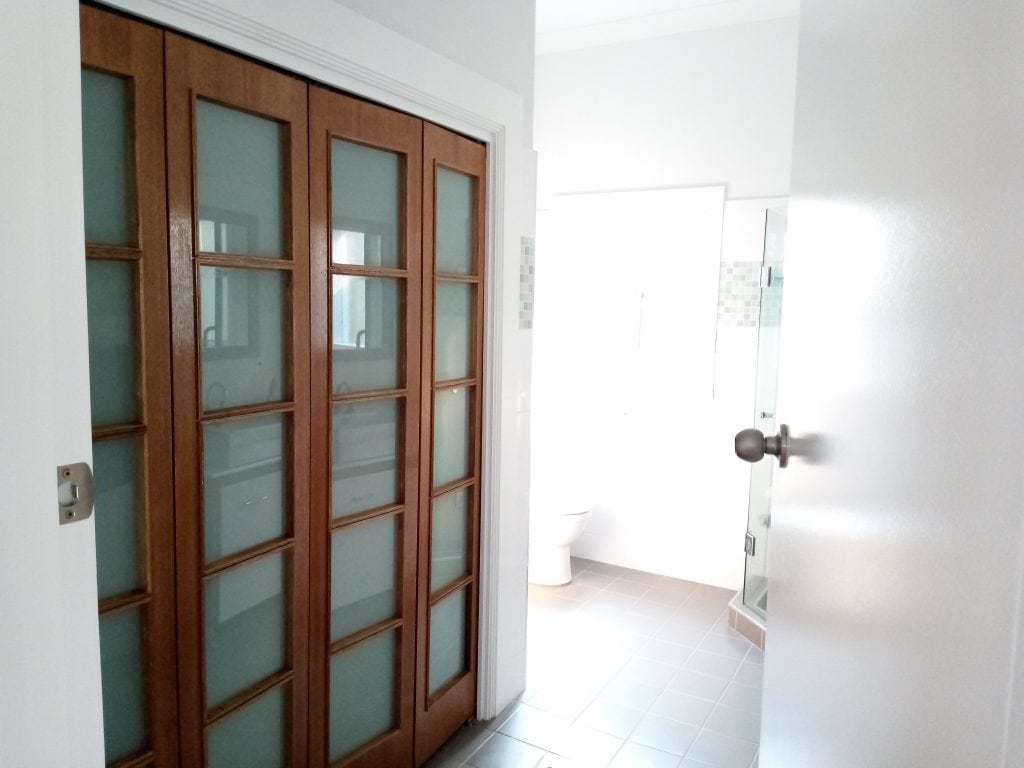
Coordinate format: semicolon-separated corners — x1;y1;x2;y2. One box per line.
0;2;535;762
534;16;799;204
532;18;798;588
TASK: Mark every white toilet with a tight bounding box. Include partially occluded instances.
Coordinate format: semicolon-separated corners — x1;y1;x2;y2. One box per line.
528;496;592;586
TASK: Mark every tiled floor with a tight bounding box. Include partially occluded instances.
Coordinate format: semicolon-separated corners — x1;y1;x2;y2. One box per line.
425;558;763;768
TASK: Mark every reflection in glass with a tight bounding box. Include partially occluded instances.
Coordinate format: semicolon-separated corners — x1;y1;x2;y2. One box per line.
99;608;148;762
204;414;287;563
330;515;397;640
329;630;397;761
431;488;469;592
429;589;466;695
204;553;287;708
332;399;400;519
331;276;400;393
196;99;283;258
81;69;134;246
435;168;473;275
434;281;472;382
200;267;285;410
207;685;285;768
86;260;138;426
331;139;400;268
433;387;470;489
93;437;143;599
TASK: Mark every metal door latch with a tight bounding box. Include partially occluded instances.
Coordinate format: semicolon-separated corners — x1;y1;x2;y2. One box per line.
57;462;94;525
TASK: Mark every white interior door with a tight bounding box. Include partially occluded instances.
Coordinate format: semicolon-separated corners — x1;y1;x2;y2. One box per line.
762;2;1024;766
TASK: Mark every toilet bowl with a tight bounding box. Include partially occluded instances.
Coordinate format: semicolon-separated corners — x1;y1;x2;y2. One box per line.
528;508;592;586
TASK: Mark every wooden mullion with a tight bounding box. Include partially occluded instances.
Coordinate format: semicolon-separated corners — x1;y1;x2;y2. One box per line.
85;245;143;261
200;537;295;579
99;590;152;616
108;750;156;768
330;264;409;280
329;387;407;405
328;503;405;532
203;671;294;727
92;423;146;441
198;399;295;423
426;574;473;607
432;376;476;391
328;616;405;656
429;477;475;501
433;272;479;284
196;253;296;271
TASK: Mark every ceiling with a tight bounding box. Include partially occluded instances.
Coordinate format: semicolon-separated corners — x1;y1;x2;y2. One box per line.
536;0;800;53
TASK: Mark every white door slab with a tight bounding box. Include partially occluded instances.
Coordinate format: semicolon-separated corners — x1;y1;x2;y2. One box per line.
762;2;1024;766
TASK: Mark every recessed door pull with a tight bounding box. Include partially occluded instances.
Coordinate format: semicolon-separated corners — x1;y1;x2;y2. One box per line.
734;424;790;468
57;462;94;525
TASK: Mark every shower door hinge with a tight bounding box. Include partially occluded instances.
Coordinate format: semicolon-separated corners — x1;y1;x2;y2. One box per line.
760;265;773;287
744;531;756;557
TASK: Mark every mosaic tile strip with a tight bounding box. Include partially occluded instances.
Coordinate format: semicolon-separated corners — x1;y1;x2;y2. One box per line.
519;236;535;330
718;261;761;328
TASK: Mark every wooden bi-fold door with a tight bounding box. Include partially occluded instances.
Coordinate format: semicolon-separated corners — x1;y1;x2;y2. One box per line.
80;7;485;766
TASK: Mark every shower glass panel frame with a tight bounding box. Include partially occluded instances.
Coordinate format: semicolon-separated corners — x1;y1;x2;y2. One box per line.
743;206;787;620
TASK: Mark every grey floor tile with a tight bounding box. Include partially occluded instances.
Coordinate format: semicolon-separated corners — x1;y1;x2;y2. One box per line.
684;730;758;768
538;752;592;768
605;578;651;598
466;733;546;768
598;678;663;711
719;683;762;715
577;699;647;739
697;633;754;661
498;704;573;750
608;741;683;768
630;714;701;756
731;662;763;689
636;638;695;667
550;723;623;767
684;651;743;680
649;690;715;727
617;656;678;688
703;704;761;743
668;669;730;701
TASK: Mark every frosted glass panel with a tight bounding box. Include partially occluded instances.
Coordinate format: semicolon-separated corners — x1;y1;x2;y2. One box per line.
331;276;400;393
99;608;147;763
434;281;472;381
93;437;143;599
332;399;399;519
86;260;138;426
196;99;283;258
329;630;397;761
331;139;400;268
435;168;473;275
433;387;470;489
429;589;466;695
331;515;397;640
200;267;285;410
207;685;285;768
205;553;287;708
204;414;287;563
431;488;469;593
81;69;134;246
